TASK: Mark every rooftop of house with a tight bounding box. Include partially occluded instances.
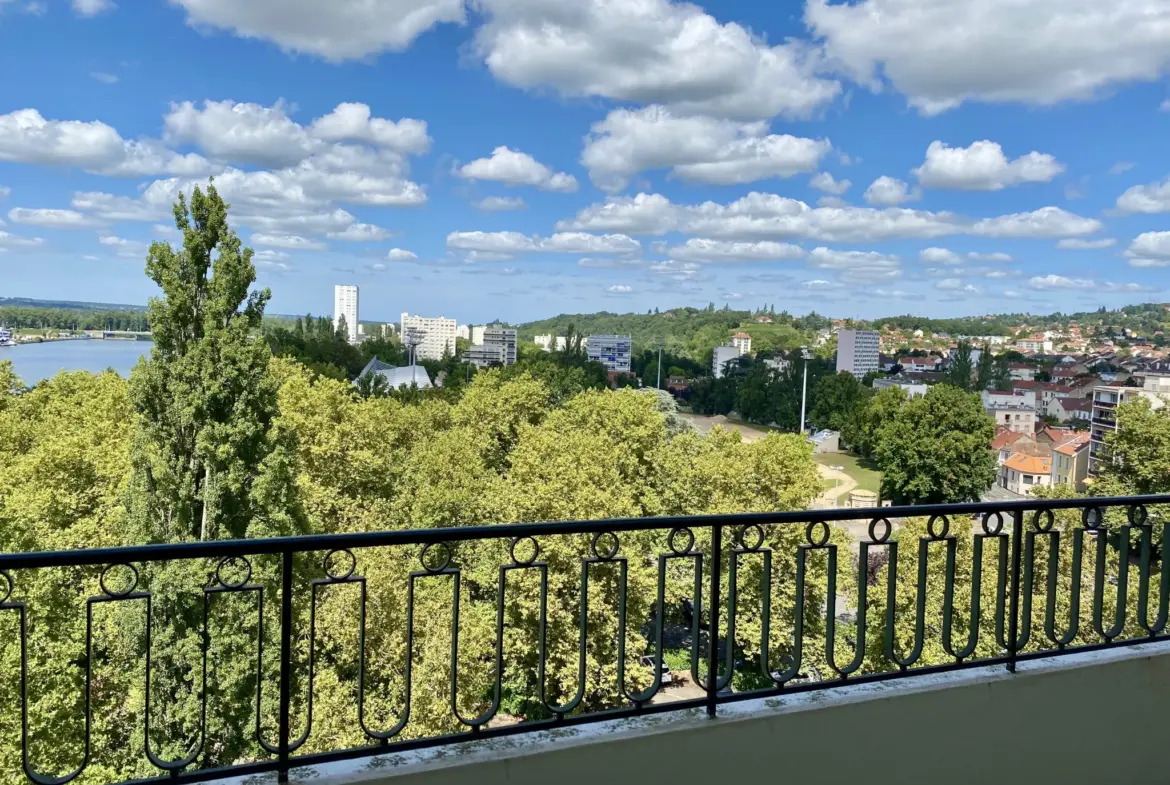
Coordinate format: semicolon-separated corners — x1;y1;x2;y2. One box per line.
992;429;1030;450
1004;452;1052;475
1053;435;1092;456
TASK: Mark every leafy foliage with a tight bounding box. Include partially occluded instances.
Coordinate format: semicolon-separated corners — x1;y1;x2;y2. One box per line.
873;385;997;504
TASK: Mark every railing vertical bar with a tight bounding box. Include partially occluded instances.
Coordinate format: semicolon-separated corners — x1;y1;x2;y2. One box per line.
1007;509;1024;673
706;524;722;718
277;550;294;783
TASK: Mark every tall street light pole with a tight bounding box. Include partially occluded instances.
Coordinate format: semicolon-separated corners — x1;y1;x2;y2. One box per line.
656;339;663;390
799;346;811;436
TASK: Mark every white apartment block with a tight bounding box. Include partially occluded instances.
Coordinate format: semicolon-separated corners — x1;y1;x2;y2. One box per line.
587;335;633;373
534;334;567;352
836;330;880;377
731;332;753;355
470;325;486;346
712;345;742;379
333;285;359;344
484;326;518;366
456;325;470;341
400;313;457;361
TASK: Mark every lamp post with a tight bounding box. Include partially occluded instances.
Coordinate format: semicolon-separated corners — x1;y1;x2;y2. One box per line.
799;346;812;436
656;338;663;390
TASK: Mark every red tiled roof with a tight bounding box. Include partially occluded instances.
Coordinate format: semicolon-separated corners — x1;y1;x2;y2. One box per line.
1004;452;1052;474
992;430;1028;450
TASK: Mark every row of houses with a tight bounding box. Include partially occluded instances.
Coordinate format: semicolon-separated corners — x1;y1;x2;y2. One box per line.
993;427;1092;495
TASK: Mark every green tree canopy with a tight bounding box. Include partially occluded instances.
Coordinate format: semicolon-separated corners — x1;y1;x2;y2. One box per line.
874;384;997;504
810;371;872;433
128;182;298;542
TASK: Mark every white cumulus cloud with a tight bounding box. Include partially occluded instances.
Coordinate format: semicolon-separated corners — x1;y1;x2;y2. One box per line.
863;176;920;205
474;0;840;120
810;172;851;195
806;0;1170;114
457;146;577;192
582;106;831;191
170;0;466;61
913;140;1065;190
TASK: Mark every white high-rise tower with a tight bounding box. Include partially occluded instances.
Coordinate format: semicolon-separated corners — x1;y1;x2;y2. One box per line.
334;285;359;344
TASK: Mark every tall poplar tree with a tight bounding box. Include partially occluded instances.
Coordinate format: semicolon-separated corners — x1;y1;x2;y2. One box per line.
129;182;294;541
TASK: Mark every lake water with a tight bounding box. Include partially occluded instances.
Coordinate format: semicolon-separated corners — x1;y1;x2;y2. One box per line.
1;340;151;385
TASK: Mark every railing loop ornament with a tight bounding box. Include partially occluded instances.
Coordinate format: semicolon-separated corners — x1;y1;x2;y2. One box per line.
509;535;540;566
927;514;950;540
323;548;357;581
1083;506;1106;531
1129;503;1150;527
420;542;453;573
806;521;830;547
737;524;765;551
982;511;1005;536
868;517;892;544
667;527;695;555
0;569;11;604
590;531;619;560
1033;509;1055;533
215;555;253;588
99;563;139;597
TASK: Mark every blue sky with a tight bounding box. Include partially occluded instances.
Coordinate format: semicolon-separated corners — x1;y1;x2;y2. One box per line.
1;0;1170;324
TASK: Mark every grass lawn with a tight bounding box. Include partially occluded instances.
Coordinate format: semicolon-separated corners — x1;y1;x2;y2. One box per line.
814;452;882;497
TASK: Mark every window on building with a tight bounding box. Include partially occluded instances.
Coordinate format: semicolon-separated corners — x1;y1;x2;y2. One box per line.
1024;475;1033;485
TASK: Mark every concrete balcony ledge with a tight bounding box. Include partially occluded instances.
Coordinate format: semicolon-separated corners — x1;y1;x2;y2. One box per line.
247;640;1170;785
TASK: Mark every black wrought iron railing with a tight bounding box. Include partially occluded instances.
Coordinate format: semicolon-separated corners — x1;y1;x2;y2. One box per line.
1;495;1169;785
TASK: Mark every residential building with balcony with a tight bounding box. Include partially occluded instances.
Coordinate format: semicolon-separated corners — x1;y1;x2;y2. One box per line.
400;313;458;360
483;326;518;366
731;332;753;355
1089;371;1170;474
586;334;632;373
836;330;879;377
464;343;508;368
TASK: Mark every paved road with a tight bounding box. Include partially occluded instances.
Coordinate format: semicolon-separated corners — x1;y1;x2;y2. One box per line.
677;413;769;442
816;463;856;507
